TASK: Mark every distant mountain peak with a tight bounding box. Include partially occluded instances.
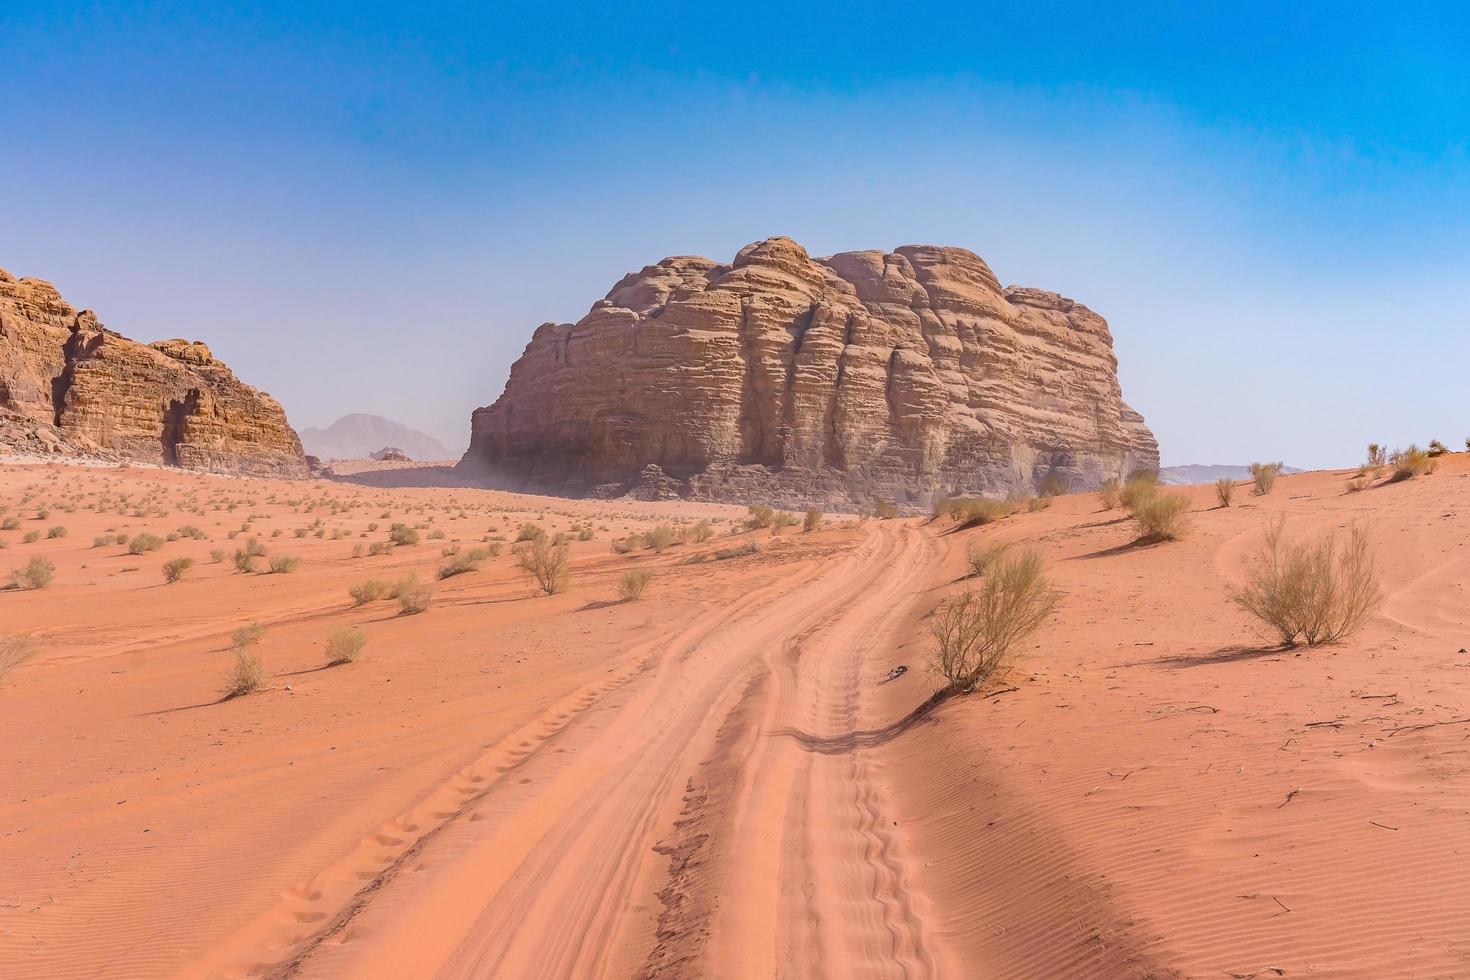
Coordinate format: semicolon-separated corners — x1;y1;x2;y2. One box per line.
300;414;455;461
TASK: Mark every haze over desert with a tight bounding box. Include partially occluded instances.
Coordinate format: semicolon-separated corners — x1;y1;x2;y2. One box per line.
9;3;1470;978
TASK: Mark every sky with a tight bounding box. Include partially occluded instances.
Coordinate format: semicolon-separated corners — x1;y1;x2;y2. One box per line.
5;2;1470;467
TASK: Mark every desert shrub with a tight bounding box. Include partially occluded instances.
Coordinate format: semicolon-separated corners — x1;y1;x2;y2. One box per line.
610;535;637;555
1129;491;1191;542
690;520;713;543
714;541;759;560
233;537;267;572
929;550;1058;694
22;530;40;544
1390;445;1436;481
1366;443;1387;474
965;540;1010;577
1229;520;1381;647
427;529;446;540
209;548;226;563
114;532;129;545
231;621;265;650
162;557;194;583
618;569;654;601
11;556;55;590
951;498;1013;528
0;634;38;683
644;525;676;552
388;523;420;546
0;517;18;531
367;541;393;557
395;574;435;614
1346;476;1372;493
1118;470;1160;511
1428;439;1449;457
1249;461;1283;496
438;547;490;579
46;526;67;539
349;579;389;605
803;507;823;532
514;538;571;595
1098;478;1121;510
771;511;798;533
1215;477;1237;508
92;535;112;548
1027;495;1051;513
267;555;301;574
874;501;900;520
224;649;265;697
293;527;308;538
515;522;547;543
325;628;367;666
746;504;775;530
177;524;207;540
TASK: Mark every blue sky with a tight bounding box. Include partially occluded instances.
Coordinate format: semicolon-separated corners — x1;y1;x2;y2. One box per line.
5;2;1470;466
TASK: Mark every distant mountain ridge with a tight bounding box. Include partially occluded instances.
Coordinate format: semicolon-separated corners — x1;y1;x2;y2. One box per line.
300;414;454;461
1158;463;1303;486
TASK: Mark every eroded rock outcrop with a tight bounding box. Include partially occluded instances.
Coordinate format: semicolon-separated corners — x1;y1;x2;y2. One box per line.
0;268;307;476
461;238;1158;510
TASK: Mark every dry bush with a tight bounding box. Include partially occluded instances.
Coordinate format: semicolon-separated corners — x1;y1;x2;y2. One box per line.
46;526;67;539
1346;476;1371;493
389;523;420;546
1130;491;1191;542
965;540;1010;577
0;634;38;683
515;522;547;543
928;550;1058;694
950;498;1013;528
746;504;775;529
209;548;226;563
1118;470;1160;511
771;511;798;533
22;530;39;544
1098;478;1121;511
643;525;676;552
1366;443;1387;474
610;535;638;555
1229;520;1381;647
714;540;759;560
690;520;713;543
325;628;367;666
438;547;490;579
618;569;654;601
1428;439;1449;457
1215;477;1237;508
803;507;823;532
514;538;571;595
224;649;265;697
231;621;265;651
1249;461;1283;496
11;556;55;590
129;532;164;554
162;557;194;583
395;574;436;614
1390;445;1436;481
268;555;301;574
233;537;267;572
0;517;18;531
874;501;900;520
350;579;389;605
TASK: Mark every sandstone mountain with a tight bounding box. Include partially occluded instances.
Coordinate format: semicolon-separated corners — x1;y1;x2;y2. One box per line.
300;413;455;461
460;237;1158;510
0;268;307;476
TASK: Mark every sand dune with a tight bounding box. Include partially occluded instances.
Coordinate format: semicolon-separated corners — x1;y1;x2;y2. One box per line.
3;458;1469;977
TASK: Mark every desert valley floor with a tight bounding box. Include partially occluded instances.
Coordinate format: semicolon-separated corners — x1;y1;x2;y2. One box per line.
3;459;1470;979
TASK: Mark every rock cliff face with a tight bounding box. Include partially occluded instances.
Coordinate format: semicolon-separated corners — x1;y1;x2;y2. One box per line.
0;268;308;476
461;237;1158;510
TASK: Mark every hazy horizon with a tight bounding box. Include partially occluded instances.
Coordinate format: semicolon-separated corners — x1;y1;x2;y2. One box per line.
7;3;1470;468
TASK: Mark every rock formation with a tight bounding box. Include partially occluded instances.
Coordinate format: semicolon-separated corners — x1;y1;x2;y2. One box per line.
460;237;1159;511
300;413;455;461
0;268;308;476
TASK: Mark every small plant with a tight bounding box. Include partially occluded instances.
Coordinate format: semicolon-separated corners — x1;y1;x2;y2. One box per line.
643;525;676;552
690;521;713;543
1118;470;1160;511
92;535;112;548
388;523;420;546
395;574;435;614
114;532;130;545
618;569;654;601
1249;462;1283;496
803;507;823;532
0;517;18;531
22;530;40;544
0;634;38;683
349;579;389;605
514;538;571;595
874;501;900;520
950;498;1014;528
1366;443;1387;475
515;522;547;543
267;555;301;574
1428;439;1449;457
1389;445;1436;481
46;526;67;539
1215;477;1237;508
965;540;1010;577
746;504;775;530
1346;476;1372;493
224;649;265;697
714;541;759;560
231;621;265;651
325;628;367;666
1130;491;1191;542
128;532;164;554
233;537;267;572
771;511;798;533
438;548;489;579
1098;478;1121;510
929;550;1057;694
1229;520;1381;647
162;557;194;583
11;556;55;590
